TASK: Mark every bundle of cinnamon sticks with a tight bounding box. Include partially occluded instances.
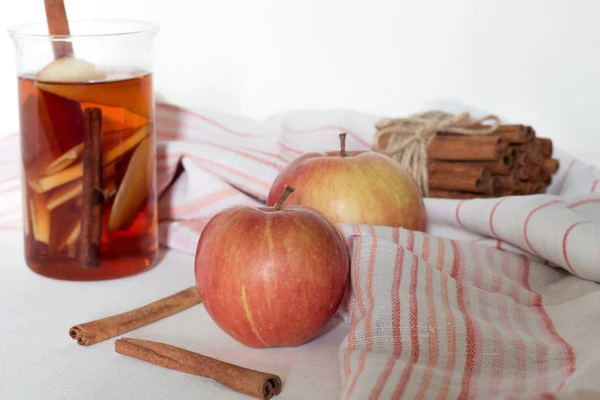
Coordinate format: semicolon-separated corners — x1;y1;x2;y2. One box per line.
427;125;559;199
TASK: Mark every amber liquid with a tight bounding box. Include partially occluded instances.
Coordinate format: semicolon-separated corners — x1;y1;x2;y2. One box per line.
18;72;158;280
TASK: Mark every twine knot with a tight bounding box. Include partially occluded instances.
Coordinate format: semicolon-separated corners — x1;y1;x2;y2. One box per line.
372;111;501;197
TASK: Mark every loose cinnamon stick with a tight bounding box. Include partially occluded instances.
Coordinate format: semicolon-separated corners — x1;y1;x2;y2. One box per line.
543;158;560;174
69;286;201;346
79;108;104;268
428;171;490;193
428;135;508;161
115;338;282;399
44;0;73;59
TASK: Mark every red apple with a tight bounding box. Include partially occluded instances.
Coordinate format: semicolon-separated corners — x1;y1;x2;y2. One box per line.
194;185;350;348
267;133;427;231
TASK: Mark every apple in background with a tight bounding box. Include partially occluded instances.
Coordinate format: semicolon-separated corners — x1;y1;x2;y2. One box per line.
194;185;350;348
266;133;427;231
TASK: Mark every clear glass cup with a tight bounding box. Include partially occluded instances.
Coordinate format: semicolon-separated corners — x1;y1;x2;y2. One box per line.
8;19;160;281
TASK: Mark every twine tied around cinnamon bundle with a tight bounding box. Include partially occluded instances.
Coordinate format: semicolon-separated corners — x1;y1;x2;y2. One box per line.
372;111;501;197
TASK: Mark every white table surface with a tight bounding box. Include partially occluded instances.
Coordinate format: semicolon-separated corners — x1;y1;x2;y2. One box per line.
0;229;348;400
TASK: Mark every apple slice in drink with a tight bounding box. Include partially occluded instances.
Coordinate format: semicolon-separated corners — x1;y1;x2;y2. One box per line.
29;192;50;245
102;124;149;149
23;196;30;236
109;137;151;232
54;201;88;252
36;59;150;119
48;180;81;211
39;125;144;177
37;57;107;83
20;93;62;166
37;78;152;119
47;163;118;210
22;163;31;237
28;125;149;193
97;106;150;133
29;163;82;194
57;218;81;251
103;179;118;200
73;179;118;209
41;143;84;176
35;57;105;152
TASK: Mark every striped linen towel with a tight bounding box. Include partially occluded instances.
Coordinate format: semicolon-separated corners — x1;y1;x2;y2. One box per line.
1;103;600;399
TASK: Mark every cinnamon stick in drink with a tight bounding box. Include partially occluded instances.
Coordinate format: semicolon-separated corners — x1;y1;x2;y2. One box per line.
115;338;283;400
427;135;508;161
44;0;73;59
79;108;104;267
69;286;201;346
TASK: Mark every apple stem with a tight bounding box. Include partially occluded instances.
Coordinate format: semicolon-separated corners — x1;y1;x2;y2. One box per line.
273;185;295;211
339;133;347;157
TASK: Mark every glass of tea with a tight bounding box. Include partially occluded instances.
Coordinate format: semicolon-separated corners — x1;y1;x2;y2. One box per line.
8;20;160;281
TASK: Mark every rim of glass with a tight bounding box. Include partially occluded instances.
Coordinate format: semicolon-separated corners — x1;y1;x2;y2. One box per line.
7;19;160;41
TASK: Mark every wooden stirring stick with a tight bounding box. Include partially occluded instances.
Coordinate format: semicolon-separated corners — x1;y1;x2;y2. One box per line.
44;0;73;58
79;108;104;268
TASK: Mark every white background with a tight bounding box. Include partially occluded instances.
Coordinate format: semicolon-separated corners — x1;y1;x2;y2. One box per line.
0;0;598;167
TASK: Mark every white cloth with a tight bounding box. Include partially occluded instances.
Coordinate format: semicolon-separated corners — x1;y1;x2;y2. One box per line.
1;103;600;399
